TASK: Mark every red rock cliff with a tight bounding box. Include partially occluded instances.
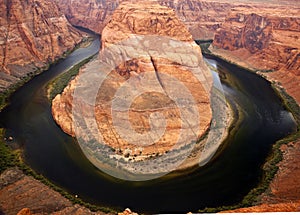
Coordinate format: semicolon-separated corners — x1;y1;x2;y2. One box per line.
56;0;234;40
56;0;300;41
158;0;232;40
211;6;300;103
0;0;83;92
55;0;119;35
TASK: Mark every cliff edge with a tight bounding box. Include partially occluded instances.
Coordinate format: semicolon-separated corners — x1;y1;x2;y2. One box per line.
211;6;300;103
0;0;83;92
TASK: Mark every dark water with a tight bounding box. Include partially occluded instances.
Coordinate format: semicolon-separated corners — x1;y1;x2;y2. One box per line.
0;38;296;213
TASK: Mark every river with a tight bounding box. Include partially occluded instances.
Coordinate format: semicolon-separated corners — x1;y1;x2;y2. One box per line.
0;36;296;213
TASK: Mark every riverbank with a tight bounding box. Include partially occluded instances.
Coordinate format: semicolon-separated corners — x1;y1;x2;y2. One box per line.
199;44;300;212
47;54;96;101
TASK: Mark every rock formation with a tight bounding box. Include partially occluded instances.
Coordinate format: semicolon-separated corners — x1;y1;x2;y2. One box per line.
0;0;83;92
55;0;300;42
210;6;300;103
56;0;119;35
52;1;212;176
56;0;234;40
158;0;232;40
0;168;110;215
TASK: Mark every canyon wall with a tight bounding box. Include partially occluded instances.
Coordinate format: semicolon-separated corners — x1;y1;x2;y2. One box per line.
56;0;300;42
158;0;232;40
0;168;111;215
56;0;119;35
0;0;83;92
56;0;234;40
210;6;300;103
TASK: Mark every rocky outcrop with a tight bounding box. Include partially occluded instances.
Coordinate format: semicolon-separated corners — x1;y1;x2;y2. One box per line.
0;0;84;92
224;201;300;212
0;168;109;215
210;6;300;103
55;0;119;35
260;140;300;207
158;0;233;40
52;1;212;175
101;1;194;46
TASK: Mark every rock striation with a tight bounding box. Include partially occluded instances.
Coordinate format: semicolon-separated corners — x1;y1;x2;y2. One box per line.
56;0;119;35
0;168;110;215
52;1;212;176
55;0;300;42
158;0;232;40
56;0;234;40
0;0;83;92
210;6;300;103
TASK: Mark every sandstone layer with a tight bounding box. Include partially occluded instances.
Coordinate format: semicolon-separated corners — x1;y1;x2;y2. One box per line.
52;1;212;176
158;0;232;40
56;0;119;35
56;0;300;42
210;6;300;103
0;0;83;92
158;0;299;40
0;168;110;215
56;0;234;40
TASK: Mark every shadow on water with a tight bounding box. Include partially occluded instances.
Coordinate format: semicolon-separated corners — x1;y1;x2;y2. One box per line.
0;41;296;213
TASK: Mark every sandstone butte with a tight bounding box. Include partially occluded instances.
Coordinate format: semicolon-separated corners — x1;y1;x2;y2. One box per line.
52;1;212;166
0;0;83;92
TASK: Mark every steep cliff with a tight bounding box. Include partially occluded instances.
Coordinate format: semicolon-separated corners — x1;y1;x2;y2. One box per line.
55;0;119;35
0;168;110;215
56;0;234;40
56;0;300;42
52;1;212;175
211;6;300;103
158;0;232;40
0;0;83;92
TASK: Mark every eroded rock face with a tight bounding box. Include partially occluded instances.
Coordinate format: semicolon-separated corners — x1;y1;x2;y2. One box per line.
0;0;83;92
56;0;300;42
56;0;119;35
56;0;234;40
210;6;300;103
101;1;194;46
0;168;109;215
52;1;212;176
158;0;232;40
